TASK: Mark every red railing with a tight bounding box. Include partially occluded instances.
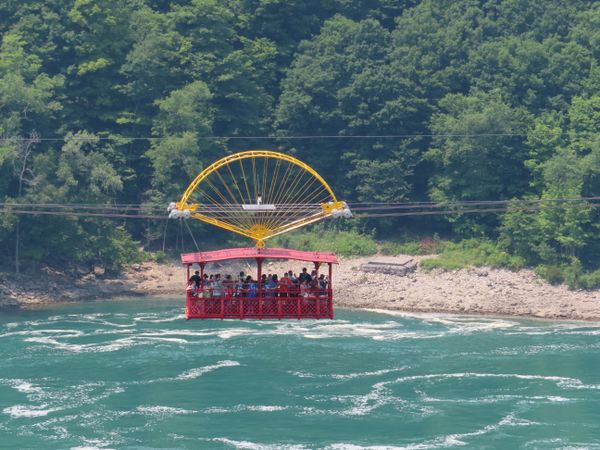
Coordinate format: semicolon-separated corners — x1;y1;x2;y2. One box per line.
185;287;333;320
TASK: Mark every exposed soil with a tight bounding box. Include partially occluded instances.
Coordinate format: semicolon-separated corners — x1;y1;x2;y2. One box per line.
1;255;599;321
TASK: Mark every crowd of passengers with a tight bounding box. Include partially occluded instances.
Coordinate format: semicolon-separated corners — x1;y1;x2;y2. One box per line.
187;267;329;298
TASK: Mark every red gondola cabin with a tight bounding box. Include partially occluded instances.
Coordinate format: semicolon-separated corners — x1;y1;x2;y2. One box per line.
181;247;337;319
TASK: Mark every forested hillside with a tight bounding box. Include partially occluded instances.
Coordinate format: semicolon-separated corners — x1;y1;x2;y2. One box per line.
1;0;599;285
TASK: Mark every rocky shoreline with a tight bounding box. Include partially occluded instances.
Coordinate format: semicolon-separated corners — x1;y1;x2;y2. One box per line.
1;256;599;321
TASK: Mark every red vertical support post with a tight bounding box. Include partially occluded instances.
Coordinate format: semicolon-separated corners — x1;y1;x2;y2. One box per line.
185;264;191;319
199;263;206;318
278;296;283;320
257;258;263;319
314;262;321;319
185;264;192;319
329;263;333;319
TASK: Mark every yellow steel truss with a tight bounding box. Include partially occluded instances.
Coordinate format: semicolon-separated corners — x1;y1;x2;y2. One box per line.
175;150;346;247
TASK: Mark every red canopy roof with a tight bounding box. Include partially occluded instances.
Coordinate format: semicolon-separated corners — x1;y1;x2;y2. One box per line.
181;247;338;265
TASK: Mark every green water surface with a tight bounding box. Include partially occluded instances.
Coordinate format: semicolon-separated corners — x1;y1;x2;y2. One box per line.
1;298;600;449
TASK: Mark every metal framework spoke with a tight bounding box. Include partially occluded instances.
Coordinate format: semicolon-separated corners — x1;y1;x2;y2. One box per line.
173;150;350;246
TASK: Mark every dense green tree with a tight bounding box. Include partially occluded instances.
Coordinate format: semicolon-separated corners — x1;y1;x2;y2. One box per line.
0;0;599;277
500;95;600;267
427;90;532;202
146;81;218;204
64;0;135;129
277;16;428;201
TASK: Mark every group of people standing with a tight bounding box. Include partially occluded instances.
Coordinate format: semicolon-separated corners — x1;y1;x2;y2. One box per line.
187;267;329;298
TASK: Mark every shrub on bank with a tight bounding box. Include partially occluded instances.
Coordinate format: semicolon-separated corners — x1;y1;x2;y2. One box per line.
271;228;378;257
379;235;447;256
536;263;600;290
419;239;525;271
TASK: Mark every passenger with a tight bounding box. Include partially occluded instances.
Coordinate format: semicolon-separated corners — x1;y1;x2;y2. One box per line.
222;274;234;297
319;274;327;296
212;274;222;297
300;279;309;297
291;272;300;296
310;271;319;291
235;274;244;297
186;277;197;297
190;270;201;288
319;274;327;289
279;272;292;297
205;274;214;298
265;274;277;297
246;275;257;298
287;270;298;286
202;273;209;296
299;267;310;283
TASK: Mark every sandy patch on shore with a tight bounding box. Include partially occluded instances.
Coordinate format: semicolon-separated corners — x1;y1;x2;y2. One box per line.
1;255;599;321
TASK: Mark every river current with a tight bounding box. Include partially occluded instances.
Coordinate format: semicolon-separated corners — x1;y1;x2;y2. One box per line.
1;298;600;449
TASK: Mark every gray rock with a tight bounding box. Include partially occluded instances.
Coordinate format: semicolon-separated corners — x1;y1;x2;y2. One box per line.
361;259;417;276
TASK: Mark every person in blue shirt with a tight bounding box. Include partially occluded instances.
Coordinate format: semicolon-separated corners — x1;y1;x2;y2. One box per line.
245;275;257;298
265;274;278;297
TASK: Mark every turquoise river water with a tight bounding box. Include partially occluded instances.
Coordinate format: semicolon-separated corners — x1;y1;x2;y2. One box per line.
1;298;600;449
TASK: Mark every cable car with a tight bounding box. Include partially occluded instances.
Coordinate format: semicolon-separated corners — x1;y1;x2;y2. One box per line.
182;247;336;319
168;150;351;320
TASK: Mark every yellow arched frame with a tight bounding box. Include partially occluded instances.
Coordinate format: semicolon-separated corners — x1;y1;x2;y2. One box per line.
176;150;346;247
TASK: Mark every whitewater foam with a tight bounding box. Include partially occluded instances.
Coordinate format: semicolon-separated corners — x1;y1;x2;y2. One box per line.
211;437;308;449
3;404;62;418
373;372;600;391
204;404;288;414
136;405;195;416
175;360;240;380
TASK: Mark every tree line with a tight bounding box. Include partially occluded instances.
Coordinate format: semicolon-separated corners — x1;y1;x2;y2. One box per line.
1;0;599;283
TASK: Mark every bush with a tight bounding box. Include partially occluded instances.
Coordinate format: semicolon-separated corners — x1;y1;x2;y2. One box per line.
271;227;377;257
535;261;600;290
379;235;447;256
151;251;168;264
380;241;421;255
535;265;565;285
579;270;600;290
420;239;525;271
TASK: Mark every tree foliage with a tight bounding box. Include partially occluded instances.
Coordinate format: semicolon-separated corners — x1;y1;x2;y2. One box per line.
0;0;599;282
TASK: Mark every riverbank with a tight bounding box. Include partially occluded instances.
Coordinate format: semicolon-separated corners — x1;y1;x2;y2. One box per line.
1;256;599;320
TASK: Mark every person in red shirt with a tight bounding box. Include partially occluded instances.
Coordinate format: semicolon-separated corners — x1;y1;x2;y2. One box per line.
278;272;293;297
